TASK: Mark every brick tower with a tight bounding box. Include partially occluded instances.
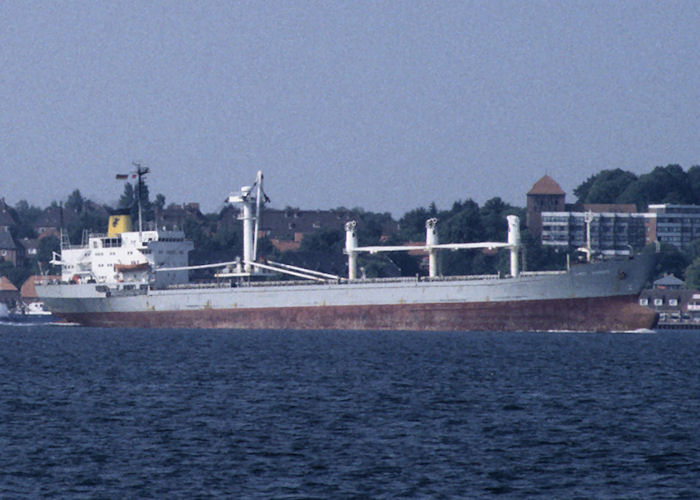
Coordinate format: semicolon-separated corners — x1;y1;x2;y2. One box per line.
526;175;565;237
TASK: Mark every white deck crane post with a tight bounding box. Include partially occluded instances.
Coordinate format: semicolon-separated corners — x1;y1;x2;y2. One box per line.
341;216;518;280
345;221;358;280
227;171;268;274
507;215;521;278
426;218;439;278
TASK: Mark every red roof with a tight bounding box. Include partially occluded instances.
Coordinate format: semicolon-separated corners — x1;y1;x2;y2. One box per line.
20;275;60;298
527;175;565;196
0;276;17;292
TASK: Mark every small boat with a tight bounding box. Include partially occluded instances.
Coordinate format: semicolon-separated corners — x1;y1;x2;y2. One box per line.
1;301;57;324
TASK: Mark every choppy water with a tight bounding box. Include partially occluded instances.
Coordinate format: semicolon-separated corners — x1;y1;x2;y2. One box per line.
1;326;699;498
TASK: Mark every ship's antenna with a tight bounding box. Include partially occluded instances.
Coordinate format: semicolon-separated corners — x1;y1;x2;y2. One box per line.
59;202;65;250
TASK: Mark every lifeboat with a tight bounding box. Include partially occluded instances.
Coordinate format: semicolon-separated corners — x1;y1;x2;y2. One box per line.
114;262;150;273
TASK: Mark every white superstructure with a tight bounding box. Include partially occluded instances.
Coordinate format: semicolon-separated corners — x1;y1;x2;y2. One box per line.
55;217;193;289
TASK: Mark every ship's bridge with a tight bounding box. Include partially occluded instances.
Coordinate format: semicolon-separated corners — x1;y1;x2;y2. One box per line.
58;228;193;287
91;235;122;249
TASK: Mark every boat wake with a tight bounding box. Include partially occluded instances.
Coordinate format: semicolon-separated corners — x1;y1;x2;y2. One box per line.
611;328;657;334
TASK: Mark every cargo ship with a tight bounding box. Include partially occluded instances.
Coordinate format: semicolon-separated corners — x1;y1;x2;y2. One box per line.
36;171;658;332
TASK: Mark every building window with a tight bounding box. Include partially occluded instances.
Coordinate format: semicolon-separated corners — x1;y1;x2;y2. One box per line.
639;298;648;306
654;298;664;306
669;299;678;306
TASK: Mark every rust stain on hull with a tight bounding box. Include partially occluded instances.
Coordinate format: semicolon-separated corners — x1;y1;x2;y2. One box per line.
56;295;658;332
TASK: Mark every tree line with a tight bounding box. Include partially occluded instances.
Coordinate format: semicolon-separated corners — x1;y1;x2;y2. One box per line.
3;163;700;288
574;164;700;209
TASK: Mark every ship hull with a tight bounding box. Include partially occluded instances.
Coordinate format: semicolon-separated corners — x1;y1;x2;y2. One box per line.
37;255;659;332
53;295;656;332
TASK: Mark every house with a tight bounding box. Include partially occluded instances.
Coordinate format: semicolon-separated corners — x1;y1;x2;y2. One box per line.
260;208;359;242
19;238;39;258
159;203;207;230
0;198;19;233
259;208;398;252
0;276;19;308
0;231;20;266
34;205;78;236
639;275;698;325
651;274;685;290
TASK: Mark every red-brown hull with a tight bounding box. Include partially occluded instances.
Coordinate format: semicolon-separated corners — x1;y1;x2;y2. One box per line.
56;295;658;332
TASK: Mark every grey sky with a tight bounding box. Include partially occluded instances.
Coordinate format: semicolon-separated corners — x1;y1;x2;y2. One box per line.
2;1;698;217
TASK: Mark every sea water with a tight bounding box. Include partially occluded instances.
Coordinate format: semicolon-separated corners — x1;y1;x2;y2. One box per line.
1;325;698;498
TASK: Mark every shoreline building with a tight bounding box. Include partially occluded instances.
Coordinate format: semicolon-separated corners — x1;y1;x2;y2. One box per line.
639;274;700;325
525;176;700;255
526;175;565;238
526;175;647;256
541;204;647;256
0;276;19;308
645;204;700;250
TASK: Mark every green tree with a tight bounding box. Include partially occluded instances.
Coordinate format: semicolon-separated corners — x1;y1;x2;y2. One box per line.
255;237;278;261
684;258;700;289
65;189;85;213
617;164;693;209
183;217;210;251
398;205;438;242
13;200;41;239
687;165;700;204
211;221;242;255
357;212;391;246
0;261;31;291
299;228;344;254
585;169;637;204
37;236;60;263
154;193;166;213
360;254;401;278
441;199;484;244
82;203;109;235
387;251;421;276
480;197;522;242
573;174;597;203
118;182;135;209
683;238;700;264
36;236;61;274
521;230;568;272
647;242;688;281
119;180;153;222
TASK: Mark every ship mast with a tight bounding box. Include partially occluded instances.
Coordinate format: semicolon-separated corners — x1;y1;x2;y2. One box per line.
577;210;594;262
131;162;150;243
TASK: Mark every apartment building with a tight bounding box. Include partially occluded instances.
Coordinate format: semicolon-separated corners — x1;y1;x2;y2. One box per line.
646;204;700;250
527;172;700;254
541;205;647;256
